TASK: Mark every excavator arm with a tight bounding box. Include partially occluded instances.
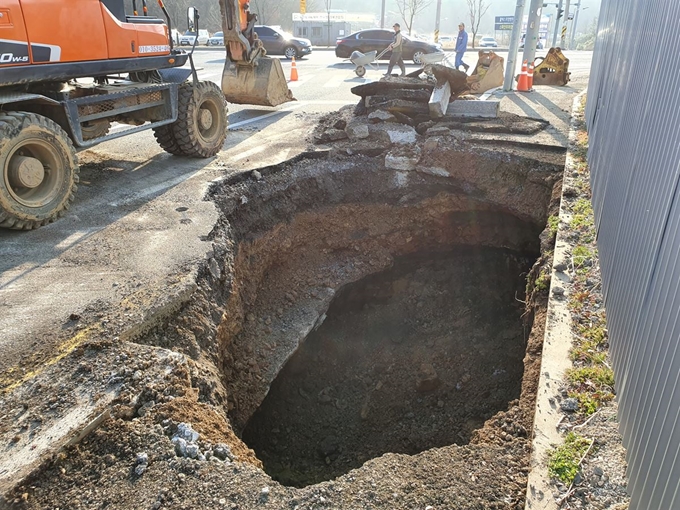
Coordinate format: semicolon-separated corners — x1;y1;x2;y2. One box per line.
219;0;294;106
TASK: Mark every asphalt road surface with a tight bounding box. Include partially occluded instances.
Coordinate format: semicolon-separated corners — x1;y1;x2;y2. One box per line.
0;49;593;378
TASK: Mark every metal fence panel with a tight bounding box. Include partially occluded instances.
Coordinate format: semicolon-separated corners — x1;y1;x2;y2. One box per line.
586;0;680;508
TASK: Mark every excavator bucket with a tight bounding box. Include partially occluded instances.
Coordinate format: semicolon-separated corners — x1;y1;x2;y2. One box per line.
222;57;294;107
533;47;571;86
466;51;505;94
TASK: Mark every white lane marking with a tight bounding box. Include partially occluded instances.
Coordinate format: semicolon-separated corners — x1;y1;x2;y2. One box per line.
228;103;304;129
198;72;222;81
323;75;344;88
111;99;356;136
479;86;501;101
296;100;357;105
287;74;316;88
230;145;266;161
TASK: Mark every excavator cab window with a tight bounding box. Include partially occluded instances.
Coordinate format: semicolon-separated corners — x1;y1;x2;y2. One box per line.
100;0;165;24
101;0;126;22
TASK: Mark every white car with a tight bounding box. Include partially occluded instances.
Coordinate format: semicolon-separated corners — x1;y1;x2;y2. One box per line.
179;29;209;46
438;35;455;50
479;36;498;48
208;31;224;46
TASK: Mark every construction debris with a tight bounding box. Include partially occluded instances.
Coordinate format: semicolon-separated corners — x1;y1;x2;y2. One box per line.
428;81;452;119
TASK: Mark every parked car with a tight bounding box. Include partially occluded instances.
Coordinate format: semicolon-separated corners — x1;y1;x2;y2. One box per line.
479;36;498;48
519;34;544;49
253;25;312;59
335;29;443;65
179;29;209;46
208;31;224;46
438;35;455;50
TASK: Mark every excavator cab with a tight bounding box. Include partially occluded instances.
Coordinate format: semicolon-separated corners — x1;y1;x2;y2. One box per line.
219;0;294;107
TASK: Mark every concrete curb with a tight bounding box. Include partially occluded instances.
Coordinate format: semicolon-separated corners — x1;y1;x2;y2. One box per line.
525;88;588;510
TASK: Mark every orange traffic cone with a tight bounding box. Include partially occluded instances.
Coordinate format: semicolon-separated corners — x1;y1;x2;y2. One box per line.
516;60;529;91
290;57;298;82
527;61;535;90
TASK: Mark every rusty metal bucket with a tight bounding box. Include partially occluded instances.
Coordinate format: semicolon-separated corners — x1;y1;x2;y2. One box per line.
466;51;505;94
222;57;295;107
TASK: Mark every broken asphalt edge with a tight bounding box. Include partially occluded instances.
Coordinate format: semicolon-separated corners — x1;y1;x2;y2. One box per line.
0;269;201;498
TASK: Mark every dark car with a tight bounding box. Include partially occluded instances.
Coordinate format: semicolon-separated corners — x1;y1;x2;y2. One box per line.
253;25;312;59
335;29;442;65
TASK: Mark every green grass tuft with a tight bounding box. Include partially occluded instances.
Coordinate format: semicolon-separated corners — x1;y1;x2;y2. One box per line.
548;432;592;484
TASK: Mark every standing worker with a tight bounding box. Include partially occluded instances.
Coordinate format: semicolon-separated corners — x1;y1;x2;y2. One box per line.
455;22;469;73
385;23;406;77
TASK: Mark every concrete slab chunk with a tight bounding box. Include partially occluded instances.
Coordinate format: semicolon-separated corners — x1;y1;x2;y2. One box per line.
372;124;418;145
429;81;451;119
417;166;450;178
345;123;370;140
385;148;421;171
443;99;500;119
368;110;397;123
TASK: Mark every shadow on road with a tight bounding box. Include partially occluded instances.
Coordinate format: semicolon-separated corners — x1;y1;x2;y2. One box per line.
0;152;213;282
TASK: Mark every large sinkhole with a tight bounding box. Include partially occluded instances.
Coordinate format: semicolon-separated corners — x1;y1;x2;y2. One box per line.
242;247;534;487
213;149;562;488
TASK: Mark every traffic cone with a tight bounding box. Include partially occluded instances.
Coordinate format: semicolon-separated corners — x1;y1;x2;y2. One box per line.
516;60;529;91
290;57;298;82
527;61;535;90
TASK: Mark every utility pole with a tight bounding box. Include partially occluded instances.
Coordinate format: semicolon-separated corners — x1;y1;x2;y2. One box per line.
434;0;442;43
502;0;526;91
569;0;581;49
552;0;563;47
380;0;385;28
560;0;570;48
521;0;543;74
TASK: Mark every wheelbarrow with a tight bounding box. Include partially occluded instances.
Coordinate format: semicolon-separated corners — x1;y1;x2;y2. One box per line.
349;48;390;77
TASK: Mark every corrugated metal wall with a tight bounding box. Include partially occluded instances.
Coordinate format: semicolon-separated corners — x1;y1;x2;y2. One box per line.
585;1;680;508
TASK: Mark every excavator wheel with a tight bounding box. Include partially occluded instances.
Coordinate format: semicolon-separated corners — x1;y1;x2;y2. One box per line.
152;124;185;156
0;112;79;230
171;81;228;158
81;119;111;140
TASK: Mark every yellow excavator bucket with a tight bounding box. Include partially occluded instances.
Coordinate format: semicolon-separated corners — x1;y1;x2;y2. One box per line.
466;51;505;94
222;57;295;107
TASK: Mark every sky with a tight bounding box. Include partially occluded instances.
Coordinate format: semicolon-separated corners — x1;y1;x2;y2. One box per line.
322;0;601;38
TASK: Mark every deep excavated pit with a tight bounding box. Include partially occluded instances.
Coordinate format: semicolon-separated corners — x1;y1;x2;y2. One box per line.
209;141;562;489
243;247;534;487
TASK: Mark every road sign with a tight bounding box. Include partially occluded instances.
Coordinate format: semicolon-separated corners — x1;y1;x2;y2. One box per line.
495;16;514;24
561;25;567;36
495;23;514;30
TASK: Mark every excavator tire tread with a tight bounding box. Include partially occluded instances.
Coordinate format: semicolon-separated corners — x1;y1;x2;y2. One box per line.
153;124;185;156
0;112;79;230
172;81;228;158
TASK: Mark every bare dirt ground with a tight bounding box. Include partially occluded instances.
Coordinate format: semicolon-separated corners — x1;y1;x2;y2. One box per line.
1;80;583;509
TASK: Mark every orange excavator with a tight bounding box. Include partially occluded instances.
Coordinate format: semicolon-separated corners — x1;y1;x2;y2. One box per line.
0;0;293;229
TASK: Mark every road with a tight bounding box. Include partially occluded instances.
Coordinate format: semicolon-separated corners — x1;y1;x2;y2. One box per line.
0;48;593;379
